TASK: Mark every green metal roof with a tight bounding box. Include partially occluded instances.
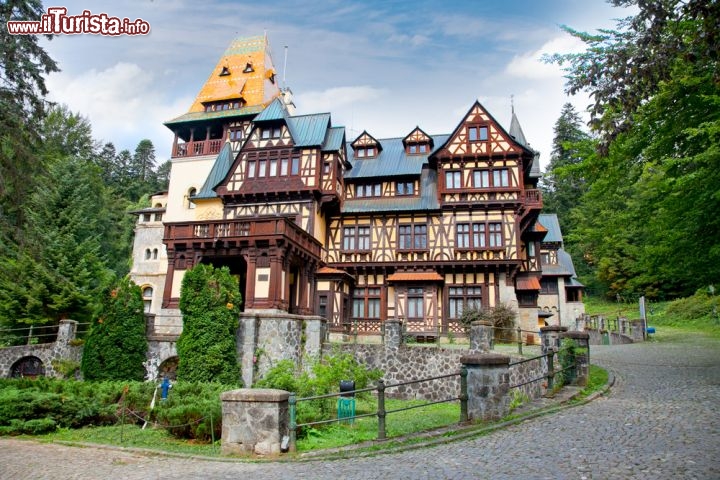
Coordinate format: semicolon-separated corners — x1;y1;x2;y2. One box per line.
343;167;440;213
287;113;331;147
346;135;449;179
253;98;288;122
538;213;563;243
195;142;234;199
542;248;577;277
164;105;265;126
322;126;345;152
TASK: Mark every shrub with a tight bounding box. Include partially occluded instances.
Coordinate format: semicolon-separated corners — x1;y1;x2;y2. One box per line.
255;352;382;428
152;382;227;442
458;303;517;341
177;264;241;385
81;277;148;381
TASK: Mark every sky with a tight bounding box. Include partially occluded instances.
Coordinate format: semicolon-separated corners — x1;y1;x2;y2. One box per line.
39;0;632;171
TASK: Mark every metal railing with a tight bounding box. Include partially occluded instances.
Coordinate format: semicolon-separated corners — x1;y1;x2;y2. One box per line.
0;322;91;347
288;368;468;451
508;345;578;392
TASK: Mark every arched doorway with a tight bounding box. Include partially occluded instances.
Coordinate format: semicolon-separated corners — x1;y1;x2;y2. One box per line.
10;356;45;378
157;356;179;380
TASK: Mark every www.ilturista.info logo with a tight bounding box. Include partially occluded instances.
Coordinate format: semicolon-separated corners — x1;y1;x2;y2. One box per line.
7;7;150;36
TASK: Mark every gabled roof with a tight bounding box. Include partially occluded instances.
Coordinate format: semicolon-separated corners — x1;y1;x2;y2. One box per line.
287;113;331;147
403;126;434;147
322;127;346;152
351;131;382;151
433;100;535;158
253;97;288;122
195;141;234;199
345;135;449;179
538;213;563;244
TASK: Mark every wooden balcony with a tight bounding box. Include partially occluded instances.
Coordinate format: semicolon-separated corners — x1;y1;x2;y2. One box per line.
524;189;542;208
164;217;322;259
173;139;223;158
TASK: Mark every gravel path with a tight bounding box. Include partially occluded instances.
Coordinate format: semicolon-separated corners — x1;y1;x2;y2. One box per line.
1;331;719;479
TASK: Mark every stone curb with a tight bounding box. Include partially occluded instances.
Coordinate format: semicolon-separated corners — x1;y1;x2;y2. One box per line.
45;369;615;464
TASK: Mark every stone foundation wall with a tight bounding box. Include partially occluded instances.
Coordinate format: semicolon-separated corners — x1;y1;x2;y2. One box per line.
144;339;178;380
334;343;547;403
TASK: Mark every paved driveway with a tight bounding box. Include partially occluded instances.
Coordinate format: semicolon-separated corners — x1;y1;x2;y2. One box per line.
1;331;719;479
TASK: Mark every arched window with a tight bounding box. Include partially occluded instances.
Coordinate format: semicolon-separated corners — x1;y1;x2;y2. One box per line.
187;188;197;209
153;248;159;260
142;286;153;313
145;249;151;260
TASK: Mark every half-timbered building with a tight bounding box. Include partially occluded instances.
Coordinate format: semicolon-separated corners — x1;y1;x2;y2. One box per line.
130;35;583;344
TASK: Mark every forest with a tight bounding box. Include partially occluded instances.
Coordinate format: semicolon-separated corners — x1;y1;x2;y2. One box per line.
540;0;719;300
0;0;718;338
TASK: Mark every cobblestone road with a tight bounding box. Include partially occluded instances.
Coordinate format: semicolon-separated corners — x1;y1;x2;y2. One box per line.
1;331;719;479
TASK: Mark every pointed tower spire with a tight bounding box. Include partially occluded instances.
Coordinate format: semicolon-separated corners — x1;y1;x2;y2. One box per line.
508;100;528;147
186;35;281;114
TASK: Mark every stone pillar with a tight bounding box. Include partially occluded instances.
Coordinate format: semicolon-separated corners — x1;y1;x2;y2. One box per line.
384;319;402;350
540;325;568;354
237;314;258;388
560;331;590;386
460;353;511;421
303;316;325;360
56;319;78;344
469;320;493;353
220;388;289;456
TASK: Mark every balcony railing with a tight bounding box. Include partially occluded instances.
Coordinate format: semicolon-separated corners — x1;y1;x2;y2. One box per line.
524;189;542;208
164;217;322;258
173;139;223;158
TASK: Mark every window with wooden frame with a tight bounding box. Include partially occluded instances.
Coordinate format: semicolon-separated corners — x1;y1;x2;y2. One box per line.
540;277;559;294
406;287;424;320
445;170;462;189
517;291;538;307
246;154;300;179
456;222;503;249
406;143;429;155
396;181;414;196
448;286;482;319
342;226;371;251
356;183;382;198
228;129;243;141
355;146;376;158
473;168;511;188
398;224;427;250
468;125;489;142
351;287;381;321
318;294;328;318
488;222;503;247
260;126;282;139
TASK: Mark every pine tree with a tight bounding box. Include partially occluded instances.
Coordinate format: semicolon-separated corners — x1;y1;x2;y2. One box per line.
81;277;148;381
176;264;241;384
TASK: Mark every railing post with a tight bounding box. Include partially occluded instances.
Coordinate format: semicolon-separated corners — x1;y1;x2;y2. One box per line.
517;326;523;355
377;379;386;440
546;352;555;392
460;366;468;423
289;392;297;453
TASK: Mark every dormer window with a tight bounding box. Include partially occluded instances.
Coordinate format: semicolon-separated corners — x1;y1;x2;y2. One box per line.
219;66;230;76
356;147;376;158
406;143;429;155
468;125;489;142
261;126;282;139
243;62;254;73
204;99;245;112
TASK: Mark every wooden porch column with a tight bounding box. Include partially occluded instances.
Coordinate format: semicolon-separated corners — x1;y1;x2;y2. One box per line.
162;250;176;308
244;248;258;310
268;246;285;310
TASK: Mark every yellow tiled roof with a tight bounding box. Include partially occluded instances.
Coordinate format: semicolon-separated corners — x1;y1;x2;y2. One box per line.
187;35;281;114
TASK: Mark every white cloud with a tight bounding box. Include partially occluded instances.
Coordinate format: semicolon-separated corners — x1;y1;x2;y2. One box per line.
505;34;587;79
46;62;191;159
296;86;386;113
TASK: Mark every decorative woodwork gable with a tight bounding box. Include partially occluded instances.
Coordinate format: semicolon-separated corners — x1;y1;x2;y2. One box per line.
436;102;525;158
351;131;382;157
402;127;434;152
